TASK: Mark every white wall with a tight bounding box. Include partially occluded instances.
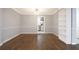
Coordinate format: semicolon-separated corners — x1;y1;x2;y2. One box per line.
21;15;37;34
1;8;21;44
58;8;71;44
65;8;71;44
51;13;58;36
45;15;55;33
21;15;54;34
76;8;79;40
71;8;79;44
58;9;66;43
52;8;71;44
0;9;3;44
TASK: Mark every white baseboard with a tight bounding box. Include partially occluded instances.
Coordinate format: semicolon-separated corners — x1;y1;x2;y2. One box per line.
21;32;37;34
58;36;73;45
0;34;20;46
71;43;77;45
21;32;53;34
0;43;3;46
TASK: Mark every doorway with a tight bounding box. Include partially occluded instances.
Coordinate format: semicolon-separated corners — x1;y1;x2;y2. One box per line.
37;16;45;33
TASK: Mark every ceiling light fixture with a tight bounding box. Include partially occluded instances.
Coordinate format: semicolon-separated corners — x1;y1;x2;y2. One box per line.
34;8;39;15
35;8;39;12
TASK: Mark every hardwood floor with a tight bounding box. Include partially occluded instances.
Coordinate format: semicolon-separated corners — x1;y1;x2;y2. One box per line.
0;34;67;50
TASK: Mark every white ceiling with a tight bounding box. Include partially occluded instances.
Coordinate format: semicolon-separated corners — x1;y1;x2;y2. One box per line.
12;8;58;15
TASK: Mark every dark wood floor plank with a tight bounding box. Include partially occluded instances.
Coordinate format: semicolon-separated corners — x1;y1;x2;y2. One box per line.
0;34;67;50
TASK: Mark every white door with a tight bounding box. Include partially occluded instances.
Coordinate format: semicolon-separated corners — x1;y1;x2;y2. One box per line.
37;16;45;33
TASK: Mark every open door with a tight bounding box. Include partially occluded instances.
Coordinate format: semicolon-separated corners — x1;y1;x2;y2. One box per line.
37;16;45;33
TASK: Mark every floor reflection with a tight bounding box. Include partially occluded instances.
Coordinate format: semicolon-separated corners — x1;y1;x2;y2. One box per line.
37;34;45;49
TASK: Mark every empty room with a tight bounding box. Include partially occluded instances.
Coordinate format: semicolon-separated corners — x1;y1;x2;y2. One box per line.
0;8;78;50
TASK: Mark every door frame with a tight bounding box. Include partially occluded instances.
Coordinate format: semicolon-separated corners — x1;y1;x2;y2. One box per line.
37;16;45;34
